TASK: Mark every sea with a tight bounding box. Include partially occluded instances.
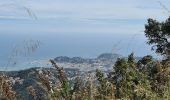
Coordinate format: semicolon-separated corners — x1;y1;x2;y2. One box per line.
0;18;159;71
0;32;158;71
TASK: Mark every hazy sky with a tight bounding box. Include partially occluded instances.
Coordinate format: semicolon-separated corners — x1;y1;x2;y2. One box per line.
0;0;169;33
0;0;169;59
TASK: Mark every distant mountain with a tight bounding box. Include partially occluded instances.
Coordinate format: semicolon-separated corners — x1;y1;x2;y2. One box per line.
53;53;122;72
54;56;87;63
97;53;121;59
54;53;122;64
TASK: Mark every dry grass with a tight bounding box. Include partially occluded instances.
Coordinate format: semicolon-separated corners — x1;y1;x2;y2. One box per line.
0;74;16;100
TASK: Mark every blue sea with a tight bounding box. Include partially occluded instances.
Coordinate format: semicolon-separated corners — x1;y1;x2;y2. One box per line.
0;19;158;71
0;32;158;71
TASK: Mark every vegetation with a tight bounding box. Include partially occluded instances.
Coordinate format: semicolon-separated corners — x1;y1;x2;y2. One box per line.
145;17;170;62
0;17;170;100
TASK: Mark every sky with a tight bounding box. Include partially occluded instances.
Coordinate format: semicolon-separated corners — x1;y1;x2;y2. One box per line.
0;0;169;33
0;0;169;61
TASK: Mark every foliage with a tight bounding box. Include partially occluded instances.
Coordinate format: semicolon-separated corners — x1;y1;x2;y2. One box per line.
145;17;170;61
0;74;16;100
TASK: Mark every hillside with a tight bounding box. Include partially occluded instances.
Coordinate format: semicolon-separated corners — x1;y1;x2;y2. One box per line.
0;53;121;100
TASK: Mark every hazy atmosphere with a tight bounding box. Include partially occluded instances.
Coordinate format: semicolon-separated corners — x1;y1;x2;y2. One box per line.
1;0;170;100
1;0;169;70
1;0;168;58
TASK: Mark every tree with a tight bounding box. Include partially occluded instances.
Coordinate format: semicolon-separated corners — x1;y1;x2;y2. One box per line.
145;17;170;61
114;53;137;99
